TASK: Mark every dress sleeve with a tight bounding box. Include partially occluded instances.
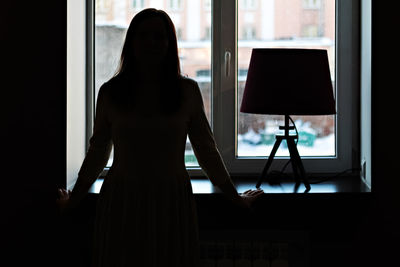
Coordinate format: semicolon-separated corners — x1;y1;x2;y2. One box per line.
187;81;231;187
72;84;113;196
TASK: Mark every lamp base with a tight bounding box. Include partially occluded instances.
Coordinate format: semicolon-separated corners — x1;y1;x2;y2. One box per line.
256;116;311;193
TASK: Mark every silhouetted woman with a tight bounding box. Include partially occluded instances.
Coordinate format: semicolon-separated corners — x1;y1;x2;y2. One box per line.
57;8;263;267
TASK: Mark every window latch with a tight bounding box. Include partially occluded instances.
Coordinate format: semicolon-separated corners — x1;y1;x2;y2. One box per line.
224;50;231;77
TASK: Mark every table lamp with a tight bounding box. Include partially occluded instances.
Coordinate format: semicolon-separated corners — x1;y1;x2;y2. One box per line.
240;48;336;192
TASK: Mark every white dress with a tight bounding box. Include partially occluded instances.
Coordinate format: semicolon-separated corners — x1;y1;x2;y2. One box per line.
77;77;231;267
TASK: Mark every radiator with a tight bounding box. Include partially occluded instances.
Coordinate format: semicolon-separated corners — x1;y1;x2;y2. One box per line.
199;240;288;267
198;230;308;267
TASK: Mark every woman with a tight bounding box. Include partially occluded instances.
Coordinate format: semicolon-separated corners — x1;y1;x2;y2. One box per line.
58;8;263;267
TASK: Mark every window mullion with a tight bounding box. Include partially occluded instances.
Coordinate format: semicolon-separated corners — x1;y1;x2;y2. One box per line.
211;0;221;137
86;0;95;150
215;0;237;171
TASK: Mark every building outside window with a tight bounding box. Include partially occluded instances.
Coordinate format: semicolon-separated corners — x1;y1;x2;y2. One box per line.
132;0;145;10
168;0;182;11
204;26;211;40
241;0;257;10
204;0;211;11
302;25;319;37
303;0;322;9
242;26;256;40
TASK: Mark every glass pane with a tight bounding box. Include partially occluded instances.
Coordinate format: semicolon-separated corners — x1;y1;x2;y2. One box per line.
237;0;336;157
95;0;212;167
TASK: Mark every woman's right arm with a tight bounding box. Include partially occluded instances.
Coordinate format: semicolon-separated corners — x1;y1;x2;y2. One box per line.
66;85;113;210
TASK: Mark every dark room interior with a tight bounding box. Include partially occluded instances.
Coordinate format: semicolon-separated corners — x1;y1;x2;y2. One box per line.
2;1;399;267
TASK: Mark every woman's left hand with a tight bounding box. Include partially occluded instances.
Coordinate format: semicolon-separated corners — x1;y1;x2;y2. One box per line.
238;188;264;209
56;188;71;215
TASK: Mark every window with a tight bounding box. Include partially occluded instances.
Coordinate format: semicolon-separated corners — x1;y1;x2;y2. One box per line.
241;0;257;10
238;69;248;81
242;26;256;40
132;0;144;10
231;0;358;174
176;27;182;39
302;25;319;38
204;26;211;40
168;0;182;11
96;0;110;21
237;0;336;159
68;0;358;185
196;69;211;78
303;0;322;9
219;0;357;175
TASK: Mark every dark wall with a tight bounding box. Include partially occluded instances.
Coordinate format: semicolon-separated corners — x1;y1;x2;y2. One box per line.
371;1;399;221
2;1;399;267
2;1;66;267
362;2;400;265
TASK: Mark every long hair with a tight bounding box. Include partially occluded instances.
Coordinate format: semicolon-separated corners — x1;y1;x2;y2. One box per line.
110;8;182;113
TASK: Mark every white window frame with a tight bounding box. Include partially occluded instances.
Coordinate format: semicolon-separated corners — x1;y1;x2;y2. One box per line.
67;0;360;188
67;0;93;189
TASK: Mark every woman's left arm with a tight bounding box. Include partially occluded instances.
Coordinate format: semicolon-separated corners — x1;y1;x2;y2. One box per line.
187;81;263;208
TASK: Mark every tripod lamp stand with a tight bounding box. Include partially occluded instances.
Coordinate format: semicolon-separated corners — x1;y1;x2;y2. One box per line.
240;48;336;192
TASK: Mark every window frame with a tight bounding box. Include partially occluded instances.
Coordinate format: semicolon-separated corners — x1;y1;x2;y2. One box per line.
77;0;360;180
209;0;359;176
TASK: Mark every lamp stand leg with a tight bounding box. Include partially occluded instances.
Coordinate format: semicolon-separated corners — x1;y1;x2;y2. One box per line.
256;137;283;188
287;137;311;193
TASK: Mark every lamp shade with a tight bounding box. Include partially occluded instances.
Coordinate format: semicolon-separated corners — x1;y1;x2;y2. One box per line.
240;48;336;115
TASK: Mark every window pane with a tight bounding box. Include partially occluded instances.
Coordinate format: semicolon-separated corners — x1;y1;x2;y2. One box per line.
95;0;211;167
237;0;336;157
